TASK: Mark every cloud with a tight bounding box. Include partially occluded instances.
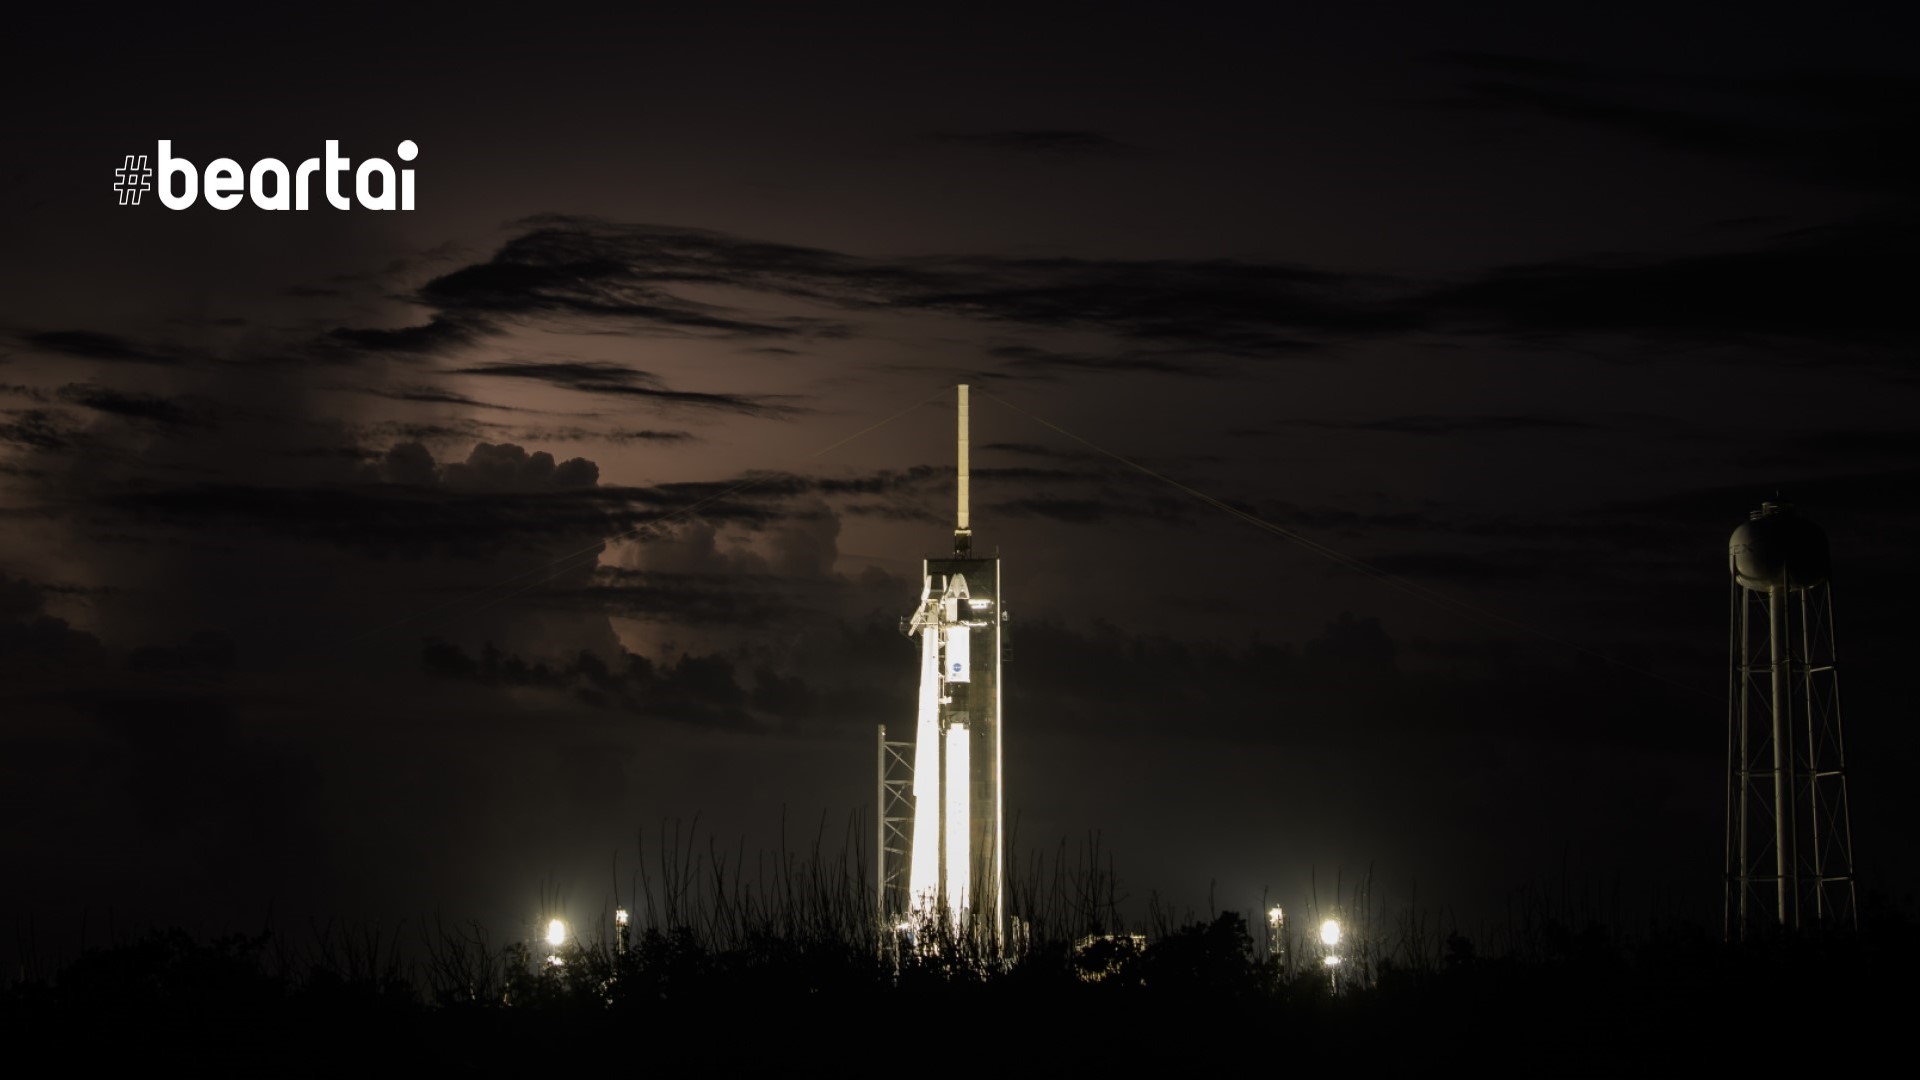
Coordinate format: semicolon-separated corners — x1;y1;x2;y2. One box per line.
979;442;1082;460
96;481;608;554
989;343;1230;378
440;440;600;492
1416;217;1918;349
421;638;830;732
354;217;1406;368
411;226;852;338
893;254;1403;353
1294;414;1596;436
513;426;696;445
56;383;204;427
328;316;478;355
0;572;109;677
987;495;1171;525
80;441;613;563
58;442;942;595
359;384;529;411
0;573;45;621
641;463;949;510
450;361;796;416
326;210;1915;378
598;568;785;619
0;408;75;450
1430;56;1920;194
356;419;497;445
996;611;1708;752
20;330;184;366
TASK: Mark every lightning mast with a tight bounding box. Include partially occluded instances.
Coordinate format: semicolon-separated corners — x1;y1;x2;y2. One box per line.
877;385;1005;948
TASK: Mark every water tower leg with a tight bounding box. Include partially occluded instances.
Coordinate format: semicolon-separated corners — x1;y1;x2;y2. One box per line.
1769;584;1790;927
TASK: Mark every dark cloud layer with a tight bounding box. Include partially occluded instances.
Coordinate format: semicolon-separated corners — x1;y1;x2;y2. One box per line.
21;330;185;366
1418;217;1918;349
420;608;1712;763
337;211;1920;389
1436;55;1920;193
0;408;73;450
57;383;203;427
451;361;794;416
0;572;108;676
379;217;1398;363
422;639;805;732
1296;414;1596;436
989;343;1228;379
328;316;478;356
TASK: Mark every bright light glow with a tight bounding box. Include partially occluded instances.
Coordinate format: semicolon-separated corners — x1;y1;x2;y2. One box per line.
1323;955;1342;967
945;722;971;922
1320;918;1341;947
546;918;567;948
1268;906;1284;926
614;908;630;927
908;625;943;912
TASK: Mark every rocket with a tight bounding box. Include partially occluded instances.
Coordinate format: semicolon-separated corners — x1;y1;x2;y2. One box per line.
901;384;1001;938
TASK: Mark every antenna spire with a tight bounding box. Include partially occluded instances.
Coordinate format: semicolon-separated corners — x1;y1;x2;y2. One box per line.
955;383;972;556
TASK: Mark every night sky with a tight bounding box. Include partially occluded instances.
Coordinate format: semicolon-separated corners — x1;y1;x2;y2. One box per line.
4;3;1917;958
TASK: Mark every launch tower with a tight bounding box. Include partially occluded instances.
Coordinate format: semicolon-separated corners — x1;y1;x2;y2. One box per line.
877;385;1005;947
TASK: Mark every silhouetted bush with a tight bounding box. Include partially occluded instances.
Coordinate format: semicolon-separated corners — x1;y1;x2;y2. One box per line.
6;829;1916;1067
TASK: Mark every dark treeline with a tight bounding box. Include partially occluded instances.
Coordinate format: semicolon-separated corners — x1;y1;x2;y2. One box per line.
5;824;1910;1068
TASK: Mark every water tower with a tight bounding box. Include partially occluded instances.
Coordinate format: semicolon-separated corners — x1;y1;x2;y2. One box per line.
1725;501;1857;938
877;385;1005;947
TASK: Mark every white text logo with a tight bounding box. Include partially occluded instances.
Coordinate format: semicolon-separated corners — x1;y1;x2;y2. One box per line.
129;140;420;210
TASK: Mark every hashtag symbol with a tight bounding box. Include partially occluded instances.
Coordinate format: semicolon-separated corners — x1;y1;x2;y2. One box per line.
113;154;153;206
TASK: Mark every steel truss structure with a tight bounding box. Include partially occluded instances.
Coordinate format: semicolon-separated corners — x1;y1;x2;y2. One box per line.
1726;506;1857;938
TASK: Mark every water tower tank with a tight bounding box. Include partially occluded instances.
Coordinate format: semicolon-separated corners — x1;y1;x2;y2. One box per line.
1729;501;1829;591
